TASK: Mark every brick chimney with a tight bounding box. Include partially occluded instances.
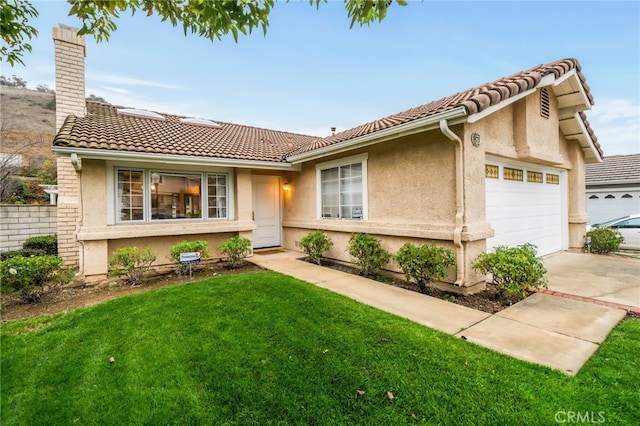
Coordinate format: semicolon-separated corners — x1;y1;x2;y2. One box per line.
52;25;86;271
53;24;86;132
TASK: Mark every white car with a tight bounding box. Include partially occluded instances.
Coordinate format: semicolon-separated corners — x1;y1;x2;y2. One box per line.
588;214;640;250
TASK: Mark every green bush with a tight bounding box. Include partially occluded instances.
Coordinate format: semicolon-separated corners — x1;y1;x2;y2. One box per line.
0;250;25;261
300;231;333;265
584;228;624;254
347;233;391;277
0;255;72;302
218;236;252;269
395;243;456;294
472;243;548;300
108;246;157;286
169;240;211;275
23;235;57;256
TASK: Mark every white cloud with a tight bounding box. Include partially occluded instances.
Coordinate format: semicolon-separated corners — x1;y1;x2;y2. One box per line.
87;71;183;90
102;86;130;94
588;99;640;155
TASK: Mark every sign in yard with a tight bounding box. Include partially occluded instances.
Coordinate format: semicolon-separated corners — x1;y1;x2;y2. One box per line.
180;252;202;264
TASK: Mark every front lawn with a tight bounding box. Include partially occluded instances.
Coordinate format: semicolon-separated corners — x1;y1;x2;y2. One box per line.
2;271;638;425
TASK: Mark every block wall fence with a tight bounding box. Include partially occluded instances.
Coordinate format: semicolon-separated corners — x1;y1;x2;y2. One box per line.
0;205;57;252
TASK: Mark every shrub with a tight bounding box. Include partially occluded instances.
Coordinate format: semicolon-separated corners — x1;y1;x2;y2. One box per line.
23;235;57;256
217;236;252;269
584;228;624;254
347;233;391;277
472;243;548;300
169;240;211;275
108;246;157;286
300;231;333;265
395;243;456;294
0;255;72;302
0;250;25;261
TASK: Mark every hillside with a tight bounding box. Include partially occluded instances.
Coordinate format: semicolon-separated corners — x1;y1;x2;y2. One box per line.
0;86;57;167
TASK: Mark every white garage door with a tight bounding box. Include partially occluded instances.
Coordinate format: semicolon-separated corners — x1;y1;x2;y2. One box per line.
586;190;640;225
485;159;566;257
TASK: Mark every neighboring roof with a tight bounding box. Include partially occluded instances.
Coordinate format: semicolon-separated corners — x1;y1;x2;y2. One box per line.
53;58;602;163
53;102;317;163
586;154;640;184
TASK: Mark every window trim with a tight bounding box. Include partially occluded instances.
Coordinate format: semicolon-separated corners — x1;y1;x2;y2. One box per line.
110;165;234;225
315;153;368;220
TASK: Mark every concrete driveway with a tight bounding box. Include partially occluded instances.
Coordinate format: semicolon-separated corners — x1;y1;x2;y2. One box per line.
542;251;640;310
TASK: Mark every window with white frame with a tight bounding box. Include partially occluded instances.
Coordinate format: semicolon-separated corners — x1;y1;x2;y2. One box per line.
116;168;231;223
316;154;368;220
207;174;228;219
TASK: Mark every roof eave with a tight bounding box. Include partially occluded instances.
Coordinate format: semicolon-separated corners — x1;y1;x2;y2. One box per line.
286;107;468;164
569;112;602;164
586;179;640;186
52;146;302;171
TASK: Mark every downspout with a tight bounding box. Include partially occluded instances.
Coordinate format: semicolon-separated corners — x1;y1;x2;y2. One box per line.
70;153;85;277
439;120;465;286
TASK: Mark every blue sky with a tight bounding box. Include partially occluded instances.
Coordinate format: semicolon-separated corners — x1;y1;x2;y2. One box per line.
8;0;640;155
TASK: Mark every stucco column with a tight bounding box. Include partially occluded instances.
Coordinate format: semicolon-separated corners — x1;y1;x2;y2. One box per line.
567;141;588;249
235;169;254;251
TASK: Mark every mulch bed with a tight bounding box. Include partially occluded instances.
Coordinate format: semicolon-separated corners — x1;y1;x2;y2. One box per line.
304;258;526;314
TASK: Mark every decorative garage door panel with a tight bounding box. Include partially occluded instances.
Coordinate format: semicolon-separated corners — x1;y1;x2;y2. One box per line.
485;161;565;257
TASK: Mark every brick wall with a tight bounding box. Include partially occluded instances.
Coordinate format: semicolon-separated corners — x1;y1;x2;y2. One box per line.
53;25;86;268
53;25;86;131
0;205;57;252
56;156;80;267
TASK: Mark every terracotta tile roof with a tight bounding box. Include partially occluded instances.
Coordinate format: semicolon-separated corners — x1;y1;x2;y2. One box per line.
53;102;318;163
54;58;602;162
586;154;640;183
288;58;603;158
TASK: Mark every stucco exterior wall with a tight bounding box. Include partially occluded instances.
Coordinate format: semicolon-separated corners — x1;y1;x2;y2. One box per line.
72;160;258;282
281;131;489;292
284;133;459;236
108;233;235;270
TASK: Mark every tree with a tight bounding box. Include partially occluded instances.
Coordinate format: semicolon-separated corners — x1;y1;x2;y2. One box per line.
86;93;108;103
0;74;27;87
0;0;38;66
1;0;407;66
35;83;55;94
0;120;54;204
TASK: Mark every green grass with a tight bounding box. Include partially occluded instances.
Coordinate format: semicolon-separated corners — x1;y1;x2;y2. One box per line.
2;271;638;425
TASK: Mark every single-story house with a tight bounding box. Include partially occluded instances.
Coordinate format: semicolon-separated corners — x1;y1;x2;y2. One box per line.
51;25;603;293
585;154;640;224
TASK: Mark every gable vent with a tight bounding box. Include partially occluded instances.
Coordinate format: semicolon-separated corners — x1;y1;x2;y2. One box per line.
540;88;550;118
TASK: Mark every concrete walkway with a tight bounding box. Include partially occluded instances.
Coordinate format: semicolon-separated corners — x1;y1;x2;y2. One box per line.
249;249;630;375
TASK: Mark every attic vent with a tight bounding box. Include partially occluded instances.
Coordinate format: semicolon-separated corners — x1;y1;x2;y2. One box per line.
589;195;599;199
118;108;165;121
180;117;221;128
622;194;633;198
605;194;615;199
540;88;550;119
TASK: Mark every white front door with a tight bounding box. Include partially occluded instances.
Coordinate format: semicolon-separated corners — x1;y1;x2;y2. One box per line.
252;175;281;248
